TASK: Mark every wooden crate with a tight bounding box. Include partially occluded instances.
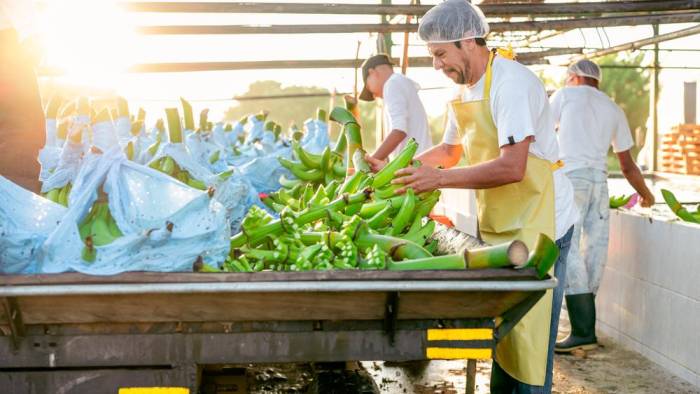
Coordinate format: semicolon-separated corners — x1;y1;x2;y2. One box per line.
659;124;700;175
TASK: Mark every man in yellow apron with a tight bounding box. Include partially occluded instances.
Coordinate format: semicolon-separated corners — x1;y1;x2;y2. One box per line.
371;1;579;392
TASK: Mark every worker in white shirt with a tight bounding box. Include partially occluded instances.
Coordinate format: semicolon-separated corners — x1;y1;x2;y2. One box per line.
0;1;44;193
358;54;433;162
366;1;579;392
550;59;655;354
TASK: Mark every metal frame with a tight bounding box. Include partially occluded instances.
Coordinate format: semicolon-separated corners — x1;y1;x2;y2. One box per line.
0;271;554;393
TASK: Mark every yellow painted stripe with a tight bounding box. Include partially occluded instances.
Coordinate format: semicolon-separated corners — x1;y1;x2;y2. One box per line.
427;328;493;341
426;347;492;360
119;389;189;394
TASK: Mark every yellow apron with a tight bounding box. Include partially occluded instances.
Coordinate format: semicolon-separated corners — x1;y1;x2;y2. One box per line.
450;50;556;385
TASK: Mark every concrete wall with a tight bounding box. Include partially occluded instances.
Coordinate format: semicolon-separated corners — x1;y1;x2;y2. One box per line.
597;210;700;387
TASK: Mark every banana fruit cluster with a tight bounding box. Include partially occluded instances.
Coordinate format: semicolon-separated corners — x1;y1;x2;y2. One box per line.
78;189;123;262
149;156;207;190
43;183;73;207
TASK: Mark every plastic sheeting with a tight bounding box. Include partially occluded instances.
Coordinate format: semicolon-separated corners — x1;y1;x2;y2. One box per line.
0;176;67;274
38;147;230;275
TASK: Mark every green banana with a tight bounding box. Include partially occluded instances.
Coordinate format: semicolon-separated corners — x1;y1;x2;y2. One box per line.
374;183;401;200
338;171;366;195
125;141;135;160
91;203;116;246
187;177;208;190
279;174;302;189
661;189;699;223
609;194;632;209
403;219;436;245
391;188;416;236
175;171;190;184
209;150;221;164
367;203;392;229
278;157;324;182
146;138;161;157
161;156;176;176
149;157;163;170
45;188;60;204
57;184;70;207
372;138;418;189
292;142;322;169
217;169;234;182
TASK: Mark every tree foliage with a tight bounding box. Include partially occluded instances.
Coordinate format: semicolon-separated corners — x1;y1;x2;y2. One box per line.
223;80;331;130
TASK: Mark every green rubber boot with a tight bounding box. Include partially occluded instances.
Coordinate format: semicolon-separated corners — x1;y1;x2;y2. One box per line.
555;293;598;353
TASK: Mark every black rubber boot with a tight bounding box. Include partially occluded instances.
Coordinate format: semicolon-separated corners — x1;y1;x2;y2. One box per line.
555;293;598;353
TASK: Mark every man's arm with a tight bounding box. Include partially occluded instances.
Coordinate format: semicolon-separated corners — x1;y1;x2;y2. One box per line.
371;129;407;161
617;150;655;207
415;142;463;168
366;141;462;173
393;138;531;193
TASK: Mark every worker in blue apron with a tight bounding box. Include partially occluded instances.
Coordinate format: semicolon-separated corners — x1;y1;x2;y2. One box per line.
375;1;579;392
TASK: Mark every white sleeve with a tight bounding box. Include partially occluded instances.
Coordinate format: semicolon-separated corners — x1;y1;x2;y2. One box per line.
382;79;408;132
611;107;634;153
492;76;541;147
549;89;563;129
442;106;461;145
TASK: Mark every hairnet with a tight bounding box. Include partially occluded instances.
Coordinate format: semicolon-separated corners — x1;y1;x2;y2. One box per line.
568;59;602;81
418;0;490;44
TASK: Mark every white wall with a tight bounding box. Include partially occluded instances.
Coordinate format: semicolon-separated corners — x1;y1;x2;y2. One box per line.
597;210;700;387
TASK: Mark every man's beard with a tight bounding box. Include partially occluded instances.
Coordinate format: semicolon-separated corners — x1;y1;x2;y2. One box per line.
445;65;467;85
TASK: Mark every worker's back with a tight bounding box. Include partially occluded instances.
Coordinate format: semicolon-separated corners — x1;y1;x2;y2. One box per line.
550;85;634;173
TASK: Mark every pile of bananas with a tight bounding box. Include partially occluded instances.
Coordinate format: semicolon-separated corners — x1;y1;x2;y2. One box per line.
223;135;440;273
78;187;123;262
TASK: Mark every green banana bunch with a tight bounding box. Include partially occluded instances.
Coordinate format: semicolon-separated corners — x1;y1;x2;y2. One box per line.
609;194;633;209
43;183;73;207
149;156;207;190
78;188;123;262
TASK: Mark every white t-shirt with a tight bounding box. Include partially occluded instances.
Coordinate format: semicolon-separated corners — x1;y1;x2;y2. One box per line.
443;56;577;240
382;73;433;159
550;85;634;173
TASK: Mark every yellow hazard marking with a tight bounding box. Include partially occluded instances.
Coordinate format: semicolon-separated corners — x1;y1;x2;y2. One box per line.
427;328;493;341
426;347;492;360
119;389;189;394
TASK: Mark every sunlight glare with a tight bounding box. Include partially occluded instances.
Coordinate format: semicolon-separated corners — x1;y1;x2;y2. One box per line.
39;0;137;88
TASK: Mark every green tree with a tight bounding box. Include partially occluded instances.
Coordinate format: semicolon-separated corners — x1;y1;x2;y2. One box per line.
223;80;331;130
598;52;651;147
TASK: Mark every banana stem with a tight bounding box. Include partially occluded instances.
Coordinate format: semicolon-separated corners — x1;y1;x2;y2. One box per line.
180;98;195;131
525;233;560;279
165;108;183;143
117;97;129;118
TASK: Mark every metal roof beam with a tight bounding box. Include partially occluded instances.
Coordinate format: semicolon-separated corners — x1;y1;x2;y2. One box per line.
123;1;700;17
136;12;700;35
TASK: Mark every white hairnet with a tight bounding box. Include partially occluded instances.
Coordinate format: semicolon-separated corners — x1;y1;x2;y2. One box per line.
418;0;489;44
568;59;602;82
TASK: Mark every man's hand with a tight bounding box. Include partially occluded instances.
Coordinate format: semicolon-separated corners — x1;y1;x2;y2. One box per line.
365;154;387;173
392;165;443;194
639;191;655;208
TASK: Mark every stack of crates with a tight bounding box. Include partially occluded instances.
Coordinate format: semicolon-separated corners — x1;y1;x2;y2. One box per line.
660;124;700;175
